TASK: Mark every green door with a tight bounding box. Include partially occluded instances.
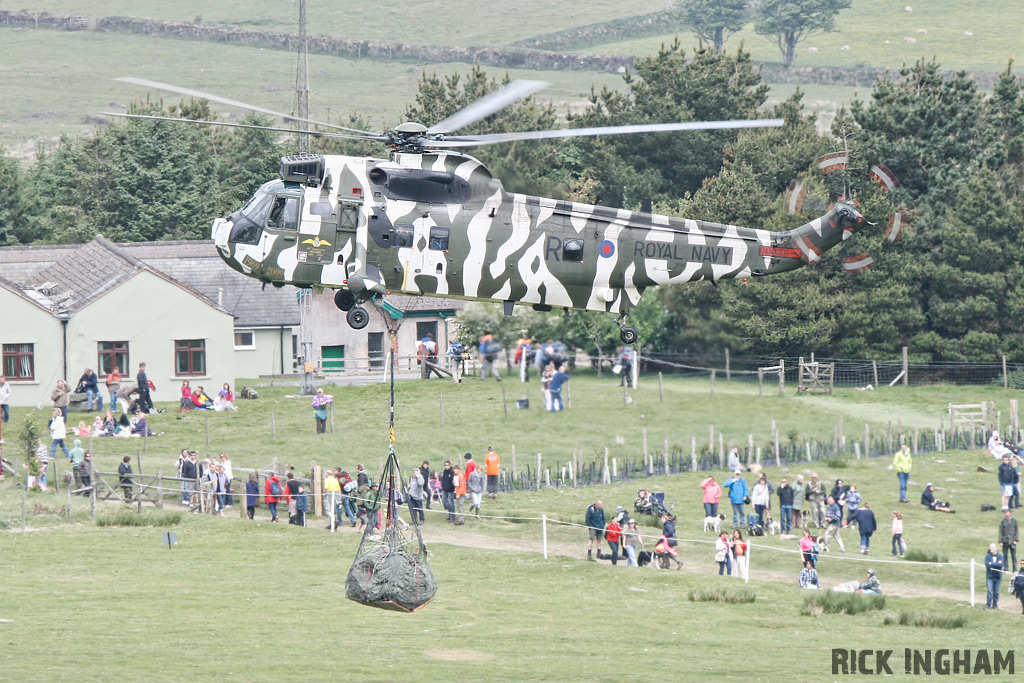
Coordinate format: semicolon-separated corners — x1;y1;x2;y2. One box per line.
322;345;345;371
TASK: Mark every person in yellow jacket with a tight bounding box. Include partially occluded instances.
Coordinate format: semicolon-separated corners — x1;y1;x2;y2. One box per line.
893;444;912;503
324;469;342;530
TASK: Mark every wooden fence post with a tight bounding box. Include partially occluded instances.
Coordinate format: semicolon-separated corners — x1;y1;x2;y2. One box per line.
872;360;879;388
864;424;870;459
725;348;731;381
691;436;697;472
313;465;323;517
511;444;517;478
757;369;764;397
902;346;909;386
536;454;542;491
603;448;610;485
156;471;163;509
658;372;664;403
718;433;724;470
664;438;669;475
642;429;648;475
329;402;335;433
710;369;715;399
747;434;753;468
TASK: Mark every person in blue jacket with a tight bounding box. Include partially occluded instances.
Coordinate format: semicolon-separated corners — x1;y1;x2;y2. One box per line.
985;543;1006;609
722;470;750;529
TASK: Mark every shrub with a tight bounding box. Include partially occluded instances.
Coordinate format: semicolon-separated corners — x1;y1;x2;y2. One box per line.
883;611;966;629
903;548;947;563
96;510;183;527
802;591;885;616
689;587;757;604
823;455;848;469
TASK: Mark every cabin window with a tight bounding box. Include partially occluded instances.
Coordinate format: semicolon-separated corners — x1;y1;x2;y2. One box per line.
563;239;584;262
395;224;414;248
428;227;449;251
309;202;332;217
267;197;299;231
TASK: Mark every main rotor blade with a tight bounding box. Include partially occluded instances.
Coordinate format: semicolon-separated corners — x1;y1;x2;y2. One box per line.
115;77;380;136
426;79;549;135
433;118;785;147
102;112;390;142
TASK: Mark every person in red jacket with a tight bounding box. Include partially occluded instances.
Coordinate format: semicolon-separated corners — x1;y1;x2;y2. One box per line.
604;519;623;565
264;473;283;522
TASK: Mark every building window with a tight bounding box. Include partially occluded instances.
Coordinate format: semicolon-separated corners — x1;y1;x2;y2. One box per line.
175;339;206;376
2;343;34;380
234;331;255;350
322;344;345;371
98;341;129;377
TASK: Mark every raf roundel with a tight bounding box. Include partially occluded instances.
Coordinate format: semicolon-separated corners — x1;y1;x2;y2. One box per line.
599;240;616;258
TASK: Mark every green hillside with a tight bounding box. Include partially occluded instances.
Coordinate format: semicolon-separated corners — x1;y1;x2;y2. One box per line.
1;0;1020;152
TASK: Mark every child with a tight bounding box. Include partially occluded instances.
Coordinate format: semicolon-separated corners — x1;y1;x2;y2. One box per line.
429;471;442;504
891;511;904;557
179;380;192;414
75;421;91;437
294;484;308;527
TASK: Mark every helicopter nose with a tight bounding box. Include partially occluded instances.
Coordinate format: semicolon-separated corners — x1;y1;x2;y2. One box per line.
211;217;231;247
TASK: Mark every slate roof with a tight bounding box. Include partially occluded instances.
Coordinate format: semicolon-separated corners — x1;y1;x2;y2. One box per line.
118;240;301;328
0;237;465;325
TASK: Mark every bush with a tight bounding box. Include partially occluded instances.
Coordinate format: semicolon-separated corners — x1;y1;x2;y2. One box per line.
997;369;1024;390
801;591;885;616
822;455;848;469
904;548;947;563
96;510;183;527
689;587;757;604
883;611;966;629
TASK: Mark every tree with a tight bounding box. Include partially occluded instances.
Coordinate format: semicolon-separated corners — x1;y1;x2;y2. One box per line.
677;0;748;54
754;0;852;67
571;41;770;207
0;149;36;245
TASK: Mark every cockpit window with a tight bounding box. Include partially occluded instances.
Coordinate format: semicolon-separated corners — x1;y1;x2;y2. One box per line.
267;197;299;231
242;191;275;226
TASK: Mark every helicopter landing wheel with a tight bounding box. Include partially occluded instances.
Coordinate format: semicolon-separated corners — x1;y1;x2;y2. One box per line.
619;326;638;345
347;306;370;330
334;289;356;312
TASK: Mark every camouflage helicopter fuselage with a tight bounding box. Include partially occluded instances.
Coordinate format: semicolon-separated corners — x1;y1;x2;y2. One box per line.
211;151;867;315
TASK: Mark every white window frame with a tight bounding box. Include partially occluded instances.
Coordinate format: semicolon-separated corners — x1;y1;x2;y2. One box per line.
233;330;256;351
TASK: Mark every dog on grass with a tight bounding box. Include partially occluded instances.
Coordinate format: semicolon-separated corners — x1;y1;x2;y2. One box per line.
703;514;725;533
765;517;781;535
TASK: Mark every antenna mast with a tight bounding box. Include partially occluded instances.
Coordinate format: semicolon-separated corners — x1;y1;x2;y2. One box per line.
296;0;309;153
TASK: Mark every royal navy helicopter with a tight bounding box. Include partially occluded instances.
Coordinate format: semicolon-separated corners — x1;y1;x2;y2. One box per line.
112;78;871;344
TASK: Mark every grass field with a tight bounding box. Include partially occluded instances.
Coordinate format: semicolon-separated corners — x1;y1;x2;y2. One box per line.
2;0;1020;153
587;0;1021;73
3;374;1023;679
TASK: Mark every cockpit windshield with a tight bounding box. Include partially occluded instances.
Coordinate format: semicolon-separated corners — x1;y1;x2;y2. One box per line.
228;187;301;245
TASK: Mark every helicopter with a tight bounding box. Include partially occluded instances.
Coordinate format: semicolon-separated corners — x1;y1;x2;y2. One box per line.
112;78;871;344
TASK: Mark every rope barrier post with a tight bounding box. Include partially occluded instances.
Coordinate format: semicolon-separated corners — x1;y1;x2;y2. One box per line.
270;409;275;439
90;483;96;519
156;471;163;509
542;514;548;559
66;485;72;523
745;541;750;583
536;453;541;491
970;559;975;607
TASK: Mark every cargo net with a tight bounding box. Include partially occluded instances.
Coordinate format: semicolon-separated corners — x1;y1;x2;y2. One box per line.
345;447;437;612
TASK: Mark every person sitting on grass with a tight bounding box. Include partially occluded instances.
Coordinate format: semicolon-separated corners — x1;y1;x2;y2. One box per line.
857;568;882;595
798;560;820;589
921;483;954;513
